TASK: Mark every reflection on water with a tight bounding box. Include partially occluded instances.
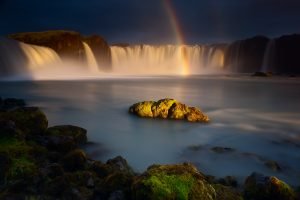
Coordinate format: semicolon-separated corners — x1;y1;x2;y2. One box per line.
0;75;300;186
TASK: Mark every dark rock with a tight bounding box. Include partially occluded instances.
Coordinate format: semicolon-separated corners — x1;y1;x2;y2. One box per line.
129;98;209;122
106;156;134;175
244;172;296;200
108;190;125;200
44;135;76;153
252;71;272;77
45;176;69;197
0;152;11;184
212;184;243;200
46;163;65;178
0;120;22;138
0;107;48;135
217;176;238;188
211;146;235;153
132;163;217;200
61;149;87;171
46;125;87;145
90;161;111;178
2;98;25;110
264;160;281;172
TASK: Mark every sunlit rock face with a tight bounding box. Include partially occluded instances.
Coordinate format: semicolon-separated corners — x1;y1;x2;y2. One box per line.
129;98;209;122
9;31;86;63
9;30;112;71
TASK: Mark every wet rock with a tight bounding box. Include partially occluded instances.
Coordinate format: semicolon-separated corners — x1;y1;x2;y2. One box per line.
244;172;296;200
132;163;216;200
211;146;235;153
264;160;281;172
106;156;134;175
129;98;209;122
61;149;87;171
0;107;48;135
46;125;87;145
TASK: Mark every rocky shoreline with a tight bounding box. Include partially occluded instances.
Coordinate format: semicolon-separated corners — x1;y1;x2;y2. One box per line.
0;97;298;200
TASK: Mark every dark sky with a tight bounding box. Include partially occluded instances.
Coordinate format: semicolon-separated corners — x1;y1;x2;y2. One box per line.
0;0;300;44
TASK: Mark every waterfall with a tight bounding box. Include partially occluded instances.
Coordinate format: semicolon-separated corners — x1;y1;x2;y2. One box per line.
19;42;61;70
261;39;276;72
82;42;99;73
110;45;225;75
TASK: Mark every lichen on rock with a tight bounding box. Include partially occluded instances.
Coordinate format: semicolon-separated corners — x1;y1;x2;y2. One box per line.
129;98;209;122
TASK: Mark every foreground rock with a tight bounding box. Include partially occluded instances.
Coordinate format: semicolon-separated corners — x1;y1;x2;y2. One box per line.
0;98;297;199
129;98;209;122
244;172;296;200
132;163;242;200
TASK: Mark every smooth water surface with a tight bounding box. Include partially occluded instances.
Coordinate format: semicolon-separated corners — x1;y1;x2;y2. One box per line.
1;75;300;186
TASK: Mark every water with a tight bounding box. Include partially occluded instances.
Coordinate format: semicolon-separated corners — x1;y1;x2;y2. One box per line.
1;75;300;186
111;45;225;75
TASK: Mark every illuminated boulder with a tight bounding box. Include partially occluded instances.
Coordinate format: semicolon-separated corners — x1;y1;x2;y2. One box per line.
129;98;209;122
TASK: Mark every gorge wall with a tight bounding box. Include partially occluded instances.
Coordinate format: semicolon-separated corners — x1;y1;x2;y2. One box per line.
1;31;300;78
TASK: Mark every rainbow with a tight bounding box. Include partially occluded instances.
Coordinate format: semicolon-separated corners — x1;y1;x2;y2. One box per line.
164;0;189;75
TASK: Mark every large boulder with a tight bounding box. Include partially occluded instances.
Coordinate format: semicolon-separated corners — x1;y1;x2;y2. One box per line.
46;125;87;145
244;172;296;200
132;163;217;200
0;107;48;135
129;98;209;122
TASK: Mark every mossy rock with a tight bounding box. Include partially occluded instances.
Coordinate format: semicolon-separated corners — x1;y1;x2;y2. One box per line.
132;163;216;200
244;172;296;200
46;125;87;145
129;98;209;123
129;101;155;118
151;98;177;118
0;107;48;135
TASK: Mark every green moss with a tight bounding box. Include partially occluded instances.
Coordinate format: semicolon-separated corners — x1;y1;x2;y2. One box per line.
143;173;194;200
8;155;37;179
129;101;155;118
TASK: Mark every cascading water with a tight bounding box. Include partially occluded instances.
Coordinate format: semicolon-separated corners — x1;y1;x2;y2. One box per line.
110;45;225;75
261;39;276;72
19;42;61;70
82;42;99;73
